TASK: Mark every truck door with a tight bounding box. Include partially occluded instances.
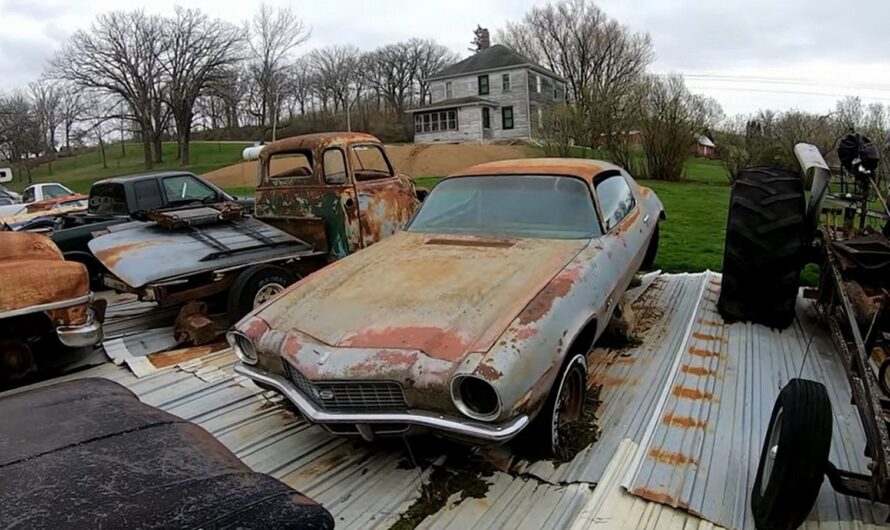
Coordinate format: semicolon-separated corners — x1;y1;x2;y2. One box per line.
255;148;360;259
350;143;420;247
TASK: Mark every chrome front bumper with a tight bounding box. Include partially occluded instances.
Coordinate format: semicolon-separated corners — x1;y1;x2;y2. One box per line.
234;363;529;443
57;307;104;347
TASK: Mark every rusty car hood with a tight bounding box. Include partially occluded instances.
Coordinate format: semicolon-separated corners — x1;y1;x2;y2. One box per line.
253;231;590;361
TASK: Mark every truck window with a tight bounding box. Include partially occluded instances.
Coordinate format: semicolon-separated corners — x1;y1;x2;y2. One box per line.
134;179;164;210
43;184;71;199
269;152;314;182
162;175;216;203
89;183;129;215
323;148;348;185
352;145;393;181
22;187;35;203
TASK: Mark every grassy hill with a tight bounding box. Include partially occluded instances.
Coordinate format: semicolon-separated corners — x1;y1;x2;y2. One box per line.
7;141;251;194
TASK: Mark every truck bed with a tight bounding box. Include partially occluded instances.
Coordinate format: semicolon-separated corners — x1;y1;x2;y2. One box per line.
89;205;321;288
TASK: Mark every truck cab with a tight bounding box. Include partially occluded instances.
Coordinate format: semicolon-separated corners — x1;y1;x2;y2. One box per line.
253;132;422;259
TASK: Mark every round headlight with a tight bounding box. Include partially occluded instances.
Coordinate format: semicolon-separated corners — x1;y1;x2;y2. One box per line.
452;375;501;421
227;331;258;365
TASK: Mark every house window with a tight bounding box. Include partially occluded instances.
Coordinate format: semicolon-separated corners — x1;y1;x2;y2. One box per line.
502;106;514;130
414;110;459;133
478;75;489;96
502;73;511;92
482;107;491;129
445;81;453;99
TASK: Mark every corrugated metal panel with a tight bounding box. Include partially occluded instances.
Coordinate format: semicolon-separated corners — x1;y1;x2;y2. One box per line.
419;472;594;529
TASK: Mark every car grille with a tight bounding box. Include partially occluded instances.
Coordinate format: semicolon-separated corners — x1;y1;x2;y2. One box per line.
283;362;407;412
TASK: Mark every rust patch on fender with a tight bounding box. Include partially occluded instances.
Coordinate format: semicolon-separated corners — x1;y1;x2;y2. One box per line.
672;385;713;400
662;412;707;429
514;328;538;340
648;448;698;466
476;361;503;380
517;270;578;325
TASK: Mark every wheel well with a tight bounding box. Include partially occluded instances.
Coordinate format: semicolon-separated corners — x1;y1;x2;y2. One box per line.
566;317;599;358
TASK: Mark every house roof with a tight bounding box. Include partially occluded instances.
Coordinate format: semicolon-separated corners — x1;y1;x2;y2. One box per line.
428;44;565;82
697;135;716;148
407;96;499;113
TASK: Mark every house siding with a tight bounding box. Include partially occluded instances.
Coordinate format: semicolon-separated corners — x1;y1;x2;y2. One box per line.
417;65;567;144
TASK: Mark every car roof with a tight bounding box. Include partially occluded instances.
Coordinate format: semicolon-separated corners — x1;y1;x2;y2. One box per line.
445;158;623;184
94;171;198;185
261;132;380;159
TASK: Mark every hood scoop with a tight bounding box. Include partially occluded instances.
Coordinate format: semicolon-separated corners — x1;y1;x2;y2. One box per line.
424;237;515;249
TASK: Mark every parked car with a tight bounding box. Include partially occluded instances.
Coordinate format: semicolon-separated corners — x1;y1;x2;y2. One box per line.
89;132;423;340
0;182;75;218
46;171;250;284
0;185;18;205
0;194;89;230
229;158;664;455
0;231;104;382
0;378;334;529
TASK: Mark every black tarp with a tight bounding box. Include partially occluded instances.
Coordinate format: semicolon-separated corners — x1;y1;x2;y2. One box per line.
0;377;334;529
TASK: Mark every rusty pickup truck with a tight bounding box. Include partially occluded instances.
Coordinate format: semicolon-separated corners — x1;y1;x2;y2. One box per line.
0;232;104;382
89;132;422;339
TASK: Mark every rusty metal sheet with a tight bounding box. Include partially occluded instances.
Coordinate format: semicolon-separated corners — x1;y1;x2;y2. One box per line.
0;232;89;315
89;215;313;288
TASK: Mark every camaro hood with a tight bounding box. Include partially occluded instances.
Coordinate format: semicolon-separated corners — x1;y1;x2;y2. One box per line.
254;231;589;362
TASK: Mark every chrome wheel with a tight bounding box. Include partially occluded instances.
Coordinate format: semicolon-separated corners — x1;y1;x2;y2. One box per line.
761;406;783;496
253;282;285;307
551;356;586;454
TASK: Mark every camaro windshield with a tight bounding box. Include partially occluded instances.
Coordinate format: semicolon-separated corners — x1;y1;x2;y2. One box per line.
407;175;602;239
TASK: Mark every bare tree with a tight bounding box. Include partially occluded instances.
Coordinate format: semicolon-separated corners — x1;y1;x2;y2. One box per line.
409;39;457;106
0;92;43;182
50;10;166;168
499;0;653;107
28;80;63;156
638;74;718;181
58;83;87;154
309;45;361;114
367;42;415;114
247;4;310;126
163;7;244;165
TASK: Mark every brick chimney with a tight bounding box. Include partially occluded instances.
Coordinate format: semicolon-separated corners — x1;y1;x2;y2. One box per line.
479;28;491;50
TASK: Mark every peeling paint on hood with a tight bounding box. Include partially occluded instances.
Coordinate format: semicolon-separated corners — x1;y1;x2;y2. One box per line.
254;231;590;361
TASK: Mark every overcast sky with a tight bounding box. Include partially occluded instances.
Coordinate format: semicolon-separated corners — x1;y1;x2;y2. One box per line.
3;0;890;117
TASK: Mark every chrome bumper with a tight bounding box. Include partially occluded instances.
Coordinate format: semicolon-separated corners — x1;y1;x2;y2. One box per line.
234;363;529;443
57;307;103;347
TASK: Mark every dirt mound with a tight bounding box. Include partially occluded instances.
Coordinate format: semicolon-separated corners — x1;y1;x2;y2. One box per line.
202;142;534;188
386;143;532;177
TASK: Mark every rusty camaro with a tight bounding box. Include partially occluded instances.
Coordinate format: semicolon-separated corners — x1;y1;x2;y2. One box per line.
229;158;664;454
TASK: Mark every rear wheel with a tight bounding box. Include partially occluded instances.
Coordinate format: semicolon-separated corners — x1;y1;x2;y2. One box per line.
227;265;296;323
751;378;832;530
718;167;807;329
0;339;34;382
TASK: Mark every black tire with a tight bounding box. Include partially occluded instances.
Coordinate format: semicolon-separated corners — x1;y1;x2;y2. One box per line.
751;378;832;530
227;265;296;323
641;223;659;270
718;167;806;329
523;353;588;458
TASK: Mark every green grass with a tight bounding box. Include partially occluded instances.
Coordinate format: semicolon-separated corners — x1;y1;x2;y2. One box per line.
9;141;251;194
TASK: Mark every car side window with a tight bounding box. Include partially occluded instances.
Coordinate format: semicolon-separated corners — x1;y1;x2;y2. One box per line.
323;148;348;185
595;173;636;231
22;187;35;203
162;175;216;202
134;179;164;210
43;184;71;199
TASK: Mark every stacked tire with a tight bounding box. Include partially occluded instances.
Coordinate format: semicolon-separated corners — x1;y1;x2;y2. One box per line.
718;167;807;329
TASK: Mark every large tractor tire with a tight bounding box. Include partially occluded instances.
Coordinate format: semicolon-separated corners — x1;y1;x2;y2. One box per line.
718;167;806;329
